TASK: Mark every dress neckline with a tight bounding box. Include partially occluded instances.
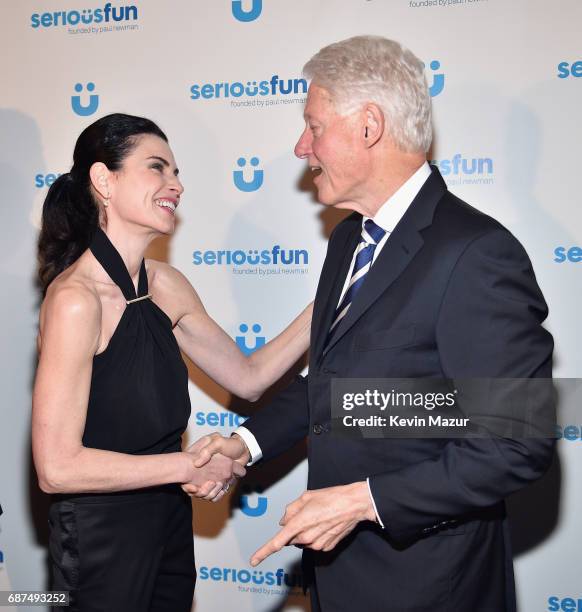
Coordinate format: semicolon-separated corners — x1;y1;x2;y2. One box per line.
89;228;149;302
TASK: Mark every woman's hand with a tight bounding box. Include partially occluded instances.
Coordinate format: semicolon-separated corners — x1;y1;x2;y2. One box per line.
181;435;247;502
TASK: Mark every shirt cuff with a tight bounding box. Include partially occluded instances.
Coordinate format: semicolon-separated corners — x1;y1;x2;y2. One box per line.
366;477;385;529
234;426;263;466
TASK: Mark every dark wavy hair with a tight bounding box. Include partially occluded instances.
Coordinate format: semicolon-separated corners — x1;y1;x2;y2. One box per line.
37;113;167;294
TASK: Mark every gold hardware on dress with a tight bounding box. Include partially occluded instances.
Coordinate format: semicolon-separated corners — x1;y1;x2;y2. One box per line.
126;294;153;305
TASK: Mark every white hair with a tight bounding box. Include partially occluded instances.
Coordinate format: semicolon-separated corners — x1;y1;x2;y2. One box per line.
303;35;433;153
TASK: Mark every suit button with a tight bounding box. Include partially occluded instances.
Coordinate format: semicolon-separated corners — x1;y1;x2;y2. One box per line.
312;423;324;435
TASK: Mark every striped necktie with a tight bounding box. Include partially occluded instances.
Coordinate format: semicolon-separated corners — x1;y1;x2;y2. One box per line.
326;219;387;344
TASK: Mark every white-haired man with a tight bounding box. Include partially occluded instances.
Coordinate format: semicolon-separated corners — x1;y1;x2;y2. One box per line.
192;36;553;611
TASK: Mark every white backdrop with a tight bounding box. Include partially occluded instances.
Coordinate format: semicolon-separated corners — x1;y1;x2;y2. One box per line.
0;1;580;610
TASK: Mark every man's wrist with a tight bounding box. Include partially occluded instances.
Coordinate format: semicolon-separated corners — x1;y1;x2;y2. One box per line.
233;426;263;465
365;477;385;528
231;433;251;465
349;481;378;523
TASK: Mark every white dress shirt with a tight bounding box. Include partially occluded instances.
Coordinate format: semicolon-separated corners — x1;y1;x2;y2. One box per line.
236;162;433;527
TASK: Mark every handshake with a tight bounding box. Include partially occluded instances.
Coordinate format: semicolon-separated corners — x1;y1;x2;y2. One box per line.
180;433;250;503
179;432;376;566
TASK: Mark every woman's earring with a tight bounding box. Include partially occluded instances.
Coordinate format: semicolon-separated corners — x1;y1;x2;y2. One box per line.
103;194;110;207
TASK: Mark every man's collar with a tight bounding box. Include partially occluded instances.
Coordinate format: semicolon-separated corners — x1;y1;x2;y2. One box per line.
364;162;432;232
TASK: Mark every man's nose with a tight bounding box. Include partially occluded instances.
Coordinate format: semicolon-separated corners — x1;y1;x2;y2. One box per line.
294;128;312;159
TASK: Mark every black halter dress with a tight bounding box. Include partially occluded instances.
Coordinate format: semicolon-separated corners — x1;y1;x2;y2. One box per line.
49;228;195;612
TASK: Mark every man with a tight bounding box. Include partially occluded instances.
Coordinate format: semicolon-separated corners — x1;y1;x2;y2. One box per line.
192;36;554;611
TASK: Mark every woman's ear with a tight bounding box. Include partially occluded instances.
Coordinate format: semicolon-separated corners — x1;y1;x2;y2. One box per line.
89;162;111;205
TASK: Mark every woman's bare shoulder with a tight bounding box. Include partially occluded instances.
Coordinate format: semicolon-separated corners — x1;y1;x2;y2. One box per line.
145;259;200;297
145;259;204;320
39;266;101;335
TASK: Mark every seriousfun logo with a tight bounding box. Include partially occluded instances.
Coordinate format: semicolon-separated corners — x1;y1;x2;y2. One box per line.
234;157;263;192
190;74;307;109
232;0;262;22
557;60;582;79
555;425;582;441
191;61;440;107
430;154;494;186
35;173;62;188
236;323;265;355
71;82;99;116
193;246;309;277
199;566;304;594
238;484;268;518
195;409;247;429
425;60;445;97
548;596;582;611
553;246;582;263
31;3;139;34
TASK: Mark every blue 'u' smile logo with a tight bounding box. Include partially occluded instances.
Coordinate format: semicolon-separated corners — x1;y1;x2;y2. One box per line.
236;323;265;355
233;157;264;192
239;485;268;517
232;0;262;22
426;61;445;97
71;82;99;116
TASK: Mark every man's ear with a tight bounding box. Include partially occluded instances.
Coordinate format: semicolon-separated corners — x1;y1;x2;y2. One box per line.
363;103;385;147
89;162;111;200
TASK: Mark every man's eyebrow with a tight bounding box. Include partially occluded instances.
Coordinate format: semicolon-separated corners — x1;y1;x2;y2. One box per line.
147;155;179;175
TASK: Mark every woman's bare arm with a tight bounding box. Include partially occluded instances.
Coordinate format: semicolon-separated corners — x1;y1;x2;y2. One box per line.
158;263;312;401
32;283;239;494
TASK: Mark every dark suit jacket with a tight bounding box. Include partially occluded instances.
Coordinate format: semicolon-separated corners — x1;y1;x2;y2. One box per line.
243;167;554;612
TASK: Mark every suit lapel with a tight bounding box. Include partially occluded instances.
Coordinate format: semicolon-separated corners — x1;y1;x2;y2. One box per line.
311;216;361;364
322;166;447;356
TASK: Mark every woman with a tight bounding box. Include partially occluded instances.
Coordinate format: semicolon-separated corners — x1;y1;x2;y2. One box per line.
32;113;312;611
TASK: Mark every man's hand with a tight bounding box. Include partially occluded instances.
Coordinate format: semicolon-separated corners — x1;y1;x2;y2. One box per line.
250;482;377;566
181;435;247;502
193;433;251;468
